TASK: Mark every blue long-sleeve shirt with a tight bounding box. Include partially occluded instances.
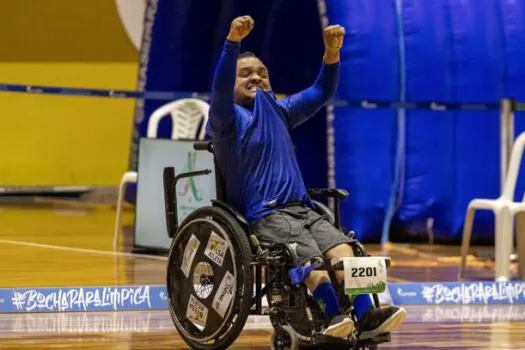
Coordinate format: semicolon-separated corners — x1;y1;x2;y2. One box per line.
207;40;340;224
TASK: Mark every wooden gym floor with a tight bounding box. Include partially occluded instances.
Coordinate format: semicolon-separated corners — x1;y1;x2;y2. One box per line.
0;197;524;349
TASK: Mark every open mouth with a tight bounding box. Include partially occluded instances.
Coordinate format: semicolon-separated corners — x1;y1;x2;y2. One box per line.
248;85;262;92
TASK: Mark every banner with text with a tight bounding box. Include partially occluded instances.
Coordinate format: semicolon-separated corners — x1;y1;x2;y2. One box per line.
3;281;525;313
0;286;167;313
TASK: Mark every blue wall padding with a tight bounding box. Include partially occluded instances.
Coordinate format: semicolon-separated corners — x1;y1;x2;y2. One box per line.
326;0;400;241
396;111;457;239
326;0;522;242
448;0;505;240
402;0;454;102
394;0;505;241
333;110;398;242
500;0;525;100
394;0;456;240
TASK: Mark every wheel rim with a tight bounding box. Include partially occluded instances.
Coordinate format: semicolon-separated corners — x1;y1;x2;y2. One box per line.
167;218;240;343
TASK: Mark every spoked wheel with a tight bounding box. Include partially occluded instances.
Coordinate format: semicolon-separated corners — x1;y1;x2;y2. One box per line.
271;325;299;350
166;206;253;350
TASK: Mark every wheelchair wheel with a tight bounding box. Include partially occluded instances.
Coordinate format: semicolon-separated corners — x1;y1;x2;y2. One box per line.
166;206;253;350
271;325;298;350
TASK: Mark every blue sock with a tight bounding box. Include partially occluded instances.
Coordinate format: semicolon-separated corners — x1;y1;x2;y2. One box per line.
313;282;341;318
353;294;373;319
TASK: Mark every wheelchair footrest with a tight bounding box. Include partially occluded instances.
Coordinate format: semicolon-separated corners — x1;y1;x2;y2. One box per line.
356;333;391;346
301;335;356;349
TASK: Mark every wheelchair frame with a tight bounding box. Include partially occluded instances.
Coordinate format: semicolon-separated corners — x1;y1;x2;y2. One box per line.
163;141;391;350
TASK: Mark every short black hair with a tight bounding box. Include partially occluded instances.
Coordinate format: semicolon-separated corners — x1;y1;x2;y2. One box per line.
238;51;257;60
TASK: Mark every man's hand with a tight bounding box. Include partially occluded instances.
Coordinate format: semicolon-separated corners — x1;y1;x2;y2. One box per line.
227;16;254;43
323;25;345;64
324;25;345;50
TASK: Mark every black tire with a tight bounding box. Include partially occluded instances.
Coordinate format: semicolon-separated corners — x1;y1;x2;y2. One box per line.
271;325;299;350
166;206;253;350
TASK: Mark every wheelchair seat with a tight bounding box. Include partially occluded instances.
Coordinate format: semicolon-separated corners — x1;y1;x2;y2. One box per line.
162;140;392;350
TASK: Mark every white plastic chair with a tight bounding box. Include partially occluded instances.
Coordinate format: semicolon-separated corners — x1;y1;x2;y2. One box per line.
113;98;209;250
459;131;525;281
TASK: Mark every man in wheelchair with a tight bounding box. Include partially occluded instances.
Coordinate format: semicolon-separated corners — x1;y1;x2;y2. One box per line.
207;15;407;342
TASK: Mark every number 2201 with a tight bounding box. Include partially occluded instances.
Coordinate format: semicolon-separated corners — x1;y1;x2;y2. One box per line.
351;267;377;277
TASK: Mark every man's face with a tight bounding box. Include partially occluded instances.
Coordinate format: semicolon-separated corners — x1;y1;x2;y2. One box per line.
234;56;272;107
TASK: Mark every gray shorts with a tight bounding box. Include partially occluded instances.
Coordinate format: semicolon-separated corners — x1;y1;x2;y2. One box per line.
252;206;355;266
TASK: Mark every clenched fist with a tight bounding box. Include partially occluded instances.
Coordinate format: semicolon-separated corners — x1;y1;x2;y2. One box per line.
227;16;254;43
323;25;345;50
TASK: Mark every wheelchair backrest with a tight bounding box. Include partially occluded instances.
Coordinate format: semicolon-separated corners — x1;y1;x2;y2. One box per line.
213;156;227;202
192;141;227;202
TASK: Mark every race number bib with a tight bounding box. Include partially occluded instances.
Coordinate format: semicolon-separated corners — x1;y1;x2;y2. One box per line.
342;257;387;295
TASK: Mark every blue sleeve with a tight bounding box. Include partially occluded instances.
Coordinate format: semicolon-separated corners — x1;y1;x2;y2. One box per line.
208;40;240;135
278;63;340;129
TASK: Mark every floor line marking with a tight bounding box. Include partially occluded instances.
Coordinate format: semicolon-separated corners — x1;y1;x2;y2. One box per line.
0;238;168;261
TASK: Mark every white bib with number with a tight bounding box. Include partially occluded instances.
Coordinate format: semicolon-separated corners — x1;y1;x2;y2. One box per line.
340;257;388;295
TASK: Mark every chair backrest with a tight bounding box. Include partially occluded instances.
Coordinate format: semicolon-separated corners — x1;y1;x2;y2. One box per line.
502;130;525;200
213;156;227;202
146;98;209;140
193;141;227;202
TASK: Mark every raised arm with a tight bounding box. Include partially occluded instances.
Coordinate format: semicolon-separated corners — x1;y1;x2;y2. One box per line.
208;16;254;134
279;25;345;129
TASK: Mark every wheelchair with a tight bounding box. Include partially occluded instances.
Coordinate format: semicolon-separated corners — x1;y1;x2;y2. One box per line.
163;141;392;350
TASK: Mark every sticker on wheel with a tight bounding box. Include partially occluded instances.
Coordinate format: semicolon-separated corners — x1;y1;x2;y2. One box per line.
186;294;208;330
212;271;235;318
181;234;201;278
204;231;228;267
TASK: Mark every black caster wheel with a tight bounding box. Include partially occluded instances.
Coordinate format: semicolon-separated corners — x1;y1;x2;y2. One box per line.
271;325;299;350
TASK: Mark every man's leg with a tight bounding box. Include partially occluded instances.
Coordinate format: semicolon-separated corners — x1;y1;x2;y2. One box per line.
308;210;407;340
252;207;353;338
324;243;374;318
304;268;346;323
